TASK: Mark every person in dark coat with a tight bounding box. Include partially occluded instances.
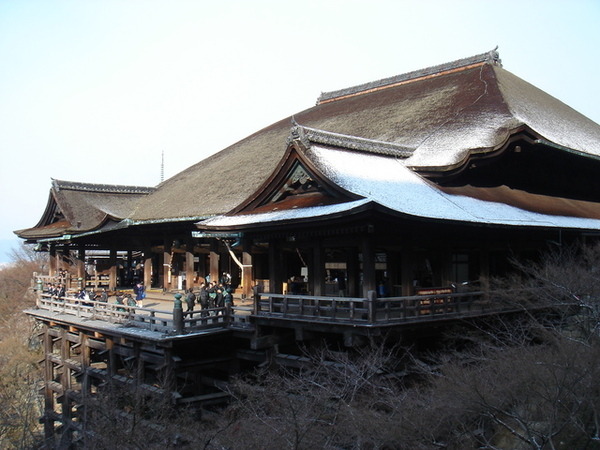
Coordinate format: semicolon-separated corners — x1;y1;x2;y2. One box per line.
185;288;196;312
54;283;66;300
207;281;218;308
198;283;209;316
134;282;145;307
125;293;136;307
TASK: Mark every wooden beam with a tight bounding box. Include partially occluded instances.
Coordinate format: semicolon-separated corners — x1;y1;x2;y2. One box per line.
251;334;279;350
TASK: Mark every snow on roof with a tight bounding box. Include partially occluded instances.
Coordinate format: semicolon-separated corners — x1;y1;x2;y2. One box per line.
200;198;371;228
311;146;600;229
200;146;600;231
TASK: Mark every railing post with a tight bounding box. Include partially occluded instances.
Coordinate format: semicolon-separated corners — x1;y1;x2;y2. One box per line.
253;285;260;315
173;293;184;335
225;294;232;326
36;276;43;293
367;290;377;324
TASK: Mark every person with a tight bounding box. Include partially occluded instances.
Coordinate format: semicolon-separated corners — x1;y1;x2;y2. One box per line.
185;288;196;312
125;293;136;307
54;283;66;300
220;272;231;290
93;289;109;306
198;282;209;316
76;288;91;305
338;274;346;297
207;281;217;308
134;282;145;307
215;286;224;314
377;279;389;298
114;293;125;312
290;276;303;295
223;287;233;308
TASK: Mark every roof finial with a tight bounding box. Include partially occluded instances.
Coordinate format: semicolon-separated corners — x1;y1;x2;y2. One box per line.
488;46;501;66
287;117;310;148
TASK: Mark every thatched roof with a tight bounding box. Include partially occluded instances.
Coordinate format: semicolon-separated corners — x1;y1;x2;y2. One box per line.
129;50;600;223
17;50;600;242
15;180;154;240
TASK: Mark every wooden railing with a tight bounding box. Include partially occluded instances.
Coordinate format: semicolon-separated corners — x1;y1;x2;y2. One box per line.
35;289;510;335
254;290;502;325
36;293;248;334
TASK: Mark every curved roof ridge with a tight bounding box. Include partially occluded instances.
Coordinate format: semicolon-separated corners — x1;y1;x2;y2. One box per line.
52;178;156;195
288;122;414;158
317;47;502;104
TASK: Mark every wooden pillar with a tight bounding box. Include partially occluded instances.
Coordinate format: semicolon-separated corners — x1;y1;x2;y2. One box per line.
440;245;453;288
387;250;401;297
311;241;325;296
480;245;490;293
163;239;172;291
108;247;117;291
268;240;284;294
361;234;377;297
144;244;152;288
56;248;63;276
126;249;133;285
347;246;359;298
161;348;176;394
242;239;253;299
209;241;220;285
80;332;91;396
64;243;75;289
42;324;55;444
197;251;207;284
401;248;413;296
62;243;71;272
60;328;73;442
49;244;57;277
106;337;116;377
77;243;86;283
133;341;144;383
186;236;195;290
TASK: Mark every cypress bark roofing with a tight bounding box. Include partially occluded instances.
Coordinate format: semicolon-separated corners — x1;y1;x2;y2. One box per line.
16;50;600;241
128;50;600;223
15;180;155;239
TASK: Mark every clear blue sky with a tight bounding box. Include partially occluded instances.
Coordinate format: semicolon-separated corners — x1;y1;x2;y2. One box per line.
1;0;599;262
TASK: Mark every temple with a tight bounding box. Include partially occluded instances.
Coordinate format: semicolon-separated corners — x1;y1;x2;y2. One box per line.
16;49;600;445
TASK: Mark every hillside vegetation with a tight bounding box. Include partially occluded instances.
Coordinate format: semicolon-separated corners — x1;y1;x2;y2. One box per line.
0;245;46;449
3;243;600;449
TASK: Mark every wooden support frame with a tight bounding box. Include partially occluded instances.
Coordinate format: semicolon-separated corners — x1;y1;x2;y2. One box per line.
185;236;195;290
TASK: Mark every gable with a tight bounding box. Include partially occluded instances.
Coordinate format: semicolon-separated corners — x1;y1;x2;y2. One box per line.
231;143;362;215
34;191;66;229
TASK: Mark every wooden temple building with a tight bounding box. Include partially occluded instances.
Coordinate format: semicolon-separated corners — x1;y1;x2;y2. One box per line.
16;49;600;445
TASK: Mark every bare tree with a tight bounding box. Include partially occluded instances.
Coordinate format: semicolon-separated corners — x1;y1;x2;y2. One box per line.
0;243;46;449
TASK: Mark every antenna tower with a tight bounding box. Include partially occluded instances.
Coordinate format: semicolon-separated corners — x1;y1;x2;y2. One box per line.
161;150;164;183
